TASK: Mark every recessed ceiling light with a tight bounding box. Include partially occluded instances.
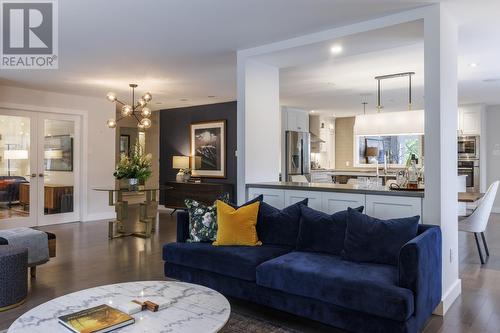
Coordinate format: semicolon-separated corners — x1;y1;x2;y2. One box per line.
207;95;216;98
180;98;188;101
155;102;163;105
469;63;478;68
310;110;315;113
330;45;343;55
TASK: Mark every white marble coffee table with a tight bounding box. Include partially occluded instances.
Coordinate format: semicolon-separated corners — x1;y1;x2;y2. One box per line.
7;281;231;333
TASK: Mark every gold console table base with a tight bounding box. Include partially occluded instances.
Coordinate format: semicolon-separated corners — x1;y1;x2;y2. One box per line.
94;188;164;239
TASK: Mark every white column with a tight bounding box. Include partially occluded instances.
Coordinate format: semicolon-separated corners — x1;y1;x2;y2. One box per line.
237;59;280;204
424;4;460;314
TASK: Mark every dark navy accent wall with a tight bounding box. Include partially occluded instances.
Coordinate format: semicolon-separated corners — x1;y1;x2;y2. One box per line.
159;101;237;203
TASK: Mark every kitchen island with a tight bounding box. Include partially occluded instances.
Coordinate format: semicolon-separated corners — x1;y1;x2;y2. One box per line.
247;182;424;221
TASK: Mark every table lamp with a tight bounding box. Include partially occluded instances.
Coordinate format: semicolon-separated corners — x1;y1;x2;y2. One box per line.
4;149;28;176
172;156;190;182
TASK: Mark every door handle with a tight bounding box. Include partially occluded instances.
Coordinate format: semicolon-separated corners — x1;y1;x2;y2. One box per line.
30;173;37;177
39;173;45;178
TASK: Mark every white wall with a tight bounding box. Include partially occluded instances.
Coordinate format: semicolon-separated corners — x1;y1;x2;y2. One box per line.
486;105;500;212
0;85;115;222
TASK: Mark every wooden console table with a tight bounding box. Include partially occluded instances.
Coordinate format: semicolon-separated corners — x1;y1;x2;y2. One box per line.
94;187;170;239
163;181;234;210
19;183;73;213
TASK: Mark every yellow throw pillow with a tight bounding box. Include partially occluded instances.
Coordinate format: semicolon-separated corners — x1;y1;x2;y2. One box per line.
213;200;262;246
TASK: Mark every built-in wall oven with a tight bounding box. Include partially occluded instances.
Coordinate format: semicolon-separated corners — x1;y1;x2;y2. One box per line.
458;135;480;192
458;159;480;192
458;135;479;159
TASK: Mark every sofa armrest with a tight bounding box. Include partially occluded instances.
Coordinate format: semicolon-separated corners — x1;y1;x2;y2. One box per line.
398;224;442;328
176;211;190;242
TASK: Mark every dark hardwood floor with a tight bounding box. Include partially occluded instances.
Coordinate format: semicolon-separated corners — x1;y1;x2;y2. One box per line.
1;211;500;332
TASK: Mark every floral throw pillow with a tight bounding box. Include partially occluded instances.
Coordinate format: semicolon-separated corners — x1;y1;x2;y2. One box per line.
184;193;230;242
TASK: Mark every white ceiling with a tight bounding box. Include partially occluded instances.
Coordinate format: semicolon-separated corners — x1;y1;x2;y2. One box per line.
278;0;500;116
0;0;499;113
0;0;434;109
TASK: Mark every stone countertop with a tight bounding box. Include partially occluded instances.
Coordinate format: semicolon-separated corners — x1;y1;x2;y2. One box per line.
246;182;424;198
311;168;401;176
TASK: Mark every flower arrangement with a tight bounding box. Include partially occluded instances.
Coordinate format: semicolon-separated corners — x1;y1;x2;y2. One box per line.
113;142;152;182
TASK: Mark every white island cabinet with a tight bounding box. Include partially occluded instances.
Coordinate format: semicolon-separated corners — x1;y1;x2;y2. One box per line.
365;195;422;220
284;190;322;211
248;187;285;209
247;183;424;220
322;192;366;214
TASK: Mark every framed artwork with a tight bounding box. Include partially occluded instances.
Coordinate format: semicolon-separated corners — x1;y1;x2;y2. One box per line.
120;135;130;156
190;120;226;178
44;135;73;172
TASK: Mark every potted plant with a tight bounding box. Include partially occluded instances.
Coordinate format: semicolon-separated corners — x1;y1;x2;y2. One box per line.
114;142;152;191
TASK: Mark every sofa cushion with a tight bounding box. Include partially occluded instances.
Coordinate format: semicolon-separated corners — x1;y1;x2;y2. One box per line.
257;199;307;247
296;205;363;255
213;200;261;246
343;208;420;265
256;251;414;321
163;242;291;281
184;193;230;243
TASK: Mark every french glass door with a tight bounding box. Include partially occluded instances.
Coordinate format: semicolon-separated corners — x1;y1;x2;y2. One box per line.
37;113;80;226
0;110;80;228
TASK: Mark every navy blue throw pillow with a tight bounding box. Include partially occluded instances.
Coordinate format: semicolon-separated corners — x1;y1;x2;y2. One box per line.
342;208;420;265
296;205;364;255
229;195;263;209
257;199;308;247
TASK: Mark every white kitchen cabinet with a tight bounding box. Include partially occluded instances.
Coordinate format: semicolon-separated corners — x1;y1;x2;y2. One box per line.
365;195;422;220
284;190;322;211
247;188;285;209
283;107;309;132
458;107;481;135
321;192;366;214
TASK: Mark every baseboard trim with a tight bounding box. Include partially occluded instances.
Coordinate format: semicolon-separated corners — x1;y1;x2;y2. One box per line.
433;278;462;316
82;212;115;222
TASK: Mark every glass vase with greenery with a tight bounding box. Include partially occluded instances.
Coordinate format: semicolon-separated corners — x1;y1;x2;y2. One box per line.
114;142;152;190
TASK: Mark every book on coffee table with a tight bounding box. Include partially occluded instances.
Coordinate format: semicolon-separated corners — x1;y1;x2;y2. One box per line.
58;304;135;333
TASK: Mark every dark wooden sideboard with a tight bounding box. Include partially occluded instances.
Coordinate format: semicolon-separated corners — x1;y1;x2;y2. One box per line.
164;181;234;209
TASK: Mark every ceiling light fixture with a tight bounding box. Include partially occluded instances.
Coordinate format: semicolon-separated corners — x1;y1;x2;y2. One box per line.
374;72;415;113
469;63;478;68
105;84;153;130
330;44;343;55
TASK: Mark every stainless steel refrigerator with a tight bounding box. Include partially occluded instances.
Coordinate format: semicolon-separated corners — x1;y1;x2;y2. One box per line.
285;131;311;182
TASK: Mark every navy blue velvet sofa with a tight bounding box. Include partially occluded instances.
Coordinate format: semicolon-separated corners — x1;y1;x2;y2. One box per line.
163;210;442;333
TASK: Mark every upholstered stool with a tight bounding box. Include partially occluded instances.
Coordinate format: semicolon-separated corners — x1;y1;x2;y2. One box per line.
0;245;28;311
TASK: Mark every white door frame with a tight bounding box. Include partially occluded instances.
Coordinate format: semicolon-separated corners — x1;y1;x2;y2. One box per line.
0;102;88;226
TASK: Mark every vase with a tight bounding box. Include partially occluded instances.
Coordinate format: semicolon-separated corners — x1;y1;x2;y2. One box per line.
128;178;139;192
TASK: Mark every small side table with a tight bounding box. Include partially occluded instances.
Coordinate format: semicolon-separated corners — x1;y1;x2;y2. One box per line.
93;187;171;239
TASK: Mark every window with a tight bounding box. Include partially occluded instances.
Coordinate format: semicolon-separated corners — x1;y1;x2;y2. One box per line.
356;135;423;166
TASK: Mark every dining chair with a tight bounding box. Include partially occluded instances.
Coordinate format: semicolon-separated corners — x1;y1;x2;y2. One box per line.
458;181;499;264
